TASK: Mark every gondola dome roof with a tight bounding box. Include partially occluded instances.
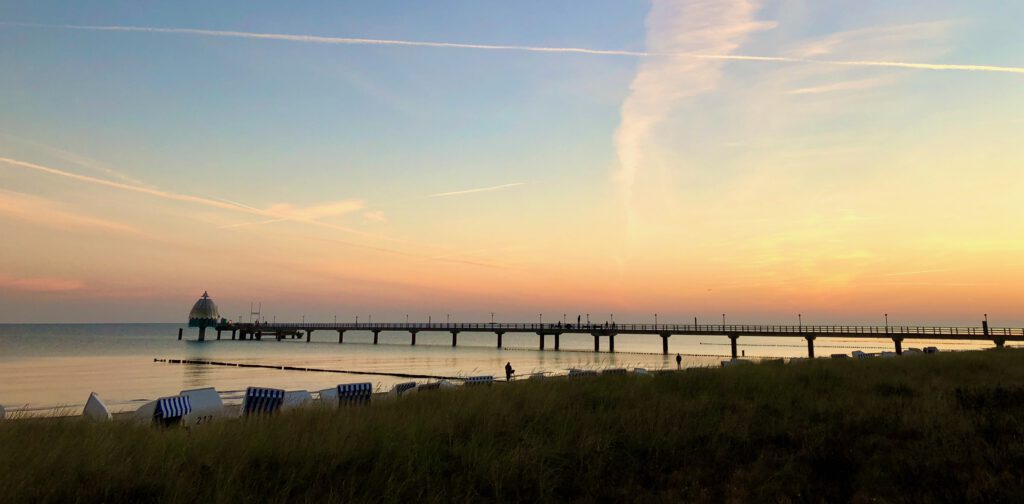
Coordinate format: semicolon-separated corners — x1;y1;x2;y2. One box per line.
188;291;220;322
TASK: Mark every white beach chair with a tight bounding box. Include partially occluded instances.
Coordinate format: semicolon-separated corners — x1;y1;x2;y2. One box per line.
633;368;650;376
242;387;285;416
83;392;112;421
318;387;338;404
282;390;313;410
132;400;157;423
180;387;225;425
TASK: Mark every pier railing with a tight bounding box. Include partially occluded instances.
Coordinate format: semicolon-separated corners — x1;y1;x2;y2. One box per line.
226;321;1024;338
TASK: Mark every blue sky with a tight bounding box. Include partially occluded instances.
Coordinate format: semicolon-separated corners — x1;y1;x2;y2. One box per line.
1;1;1023;324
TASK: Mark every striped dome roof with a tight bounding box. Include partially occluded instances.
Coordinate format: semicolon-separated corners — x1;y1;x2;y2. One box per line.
188;291;220;325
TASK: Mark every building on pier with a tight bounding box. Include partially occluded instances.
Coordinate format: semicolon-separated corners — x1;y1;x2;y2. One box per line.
188;291;221;341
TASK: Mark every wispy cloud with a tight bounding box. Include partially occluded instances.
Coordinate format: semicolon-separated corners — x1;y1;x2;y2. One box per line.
0;189;141;234
0;275;85;293
427;182;526;198
614;0;773;213
0;156;370;237
3;22;1024;75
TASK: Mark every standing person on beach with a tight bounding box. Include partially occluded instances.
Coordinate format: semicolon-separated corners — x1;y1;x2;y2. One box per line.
675;353;682;369
505;362;514;382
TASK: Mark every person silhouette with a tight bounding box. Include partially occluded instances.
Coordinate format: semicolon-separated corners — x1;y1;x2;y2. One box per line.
505;362;514;382
675;353;682;369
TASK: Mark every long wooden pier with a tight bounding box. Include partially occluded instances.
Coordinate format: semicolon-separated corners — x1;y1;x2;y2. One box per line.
201;320;1024;358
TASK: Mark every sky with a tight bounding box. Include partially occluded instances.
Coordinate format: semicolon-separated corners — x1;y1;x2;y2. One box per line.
1;0;1022;325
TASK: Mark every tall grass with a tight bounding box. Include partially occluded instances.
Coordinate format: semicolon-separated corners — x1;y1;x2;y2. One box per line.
2;350;1023;503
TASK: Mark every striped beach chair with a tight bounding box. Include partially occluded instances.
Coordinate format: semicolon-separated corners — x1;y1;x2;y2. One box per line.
153;395;191;426
390;382;417;396
464;375;494;386
337;383;373;406
568;369;598;379
242;387;285;415
601;368;628;376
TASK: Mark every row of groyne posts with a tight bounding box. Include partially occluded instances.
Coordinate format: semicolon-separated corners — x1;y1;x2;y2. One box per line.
178;319;1024;358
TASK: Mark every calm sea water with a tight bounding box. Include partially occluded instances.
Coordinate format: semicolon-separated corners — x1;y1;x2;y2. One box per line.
0;324;988;416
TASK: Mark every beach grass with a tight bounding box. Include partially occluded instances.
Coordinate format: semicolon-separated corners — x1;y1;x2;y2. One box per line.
2;349;1024;503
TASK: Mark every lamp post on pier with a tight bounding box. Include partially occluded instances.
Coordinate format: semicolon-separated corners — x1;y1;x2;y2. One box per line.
798;313;802;331
655;313;658;329
885;313;889;333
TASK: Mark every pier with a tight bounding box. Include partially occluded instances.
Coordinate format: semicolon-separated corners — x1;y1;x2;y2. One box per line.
209;319;1024;358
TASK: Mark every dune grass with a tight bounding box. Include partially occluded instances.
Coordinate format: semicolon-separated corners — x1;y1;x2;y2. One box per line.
2;350;1024;503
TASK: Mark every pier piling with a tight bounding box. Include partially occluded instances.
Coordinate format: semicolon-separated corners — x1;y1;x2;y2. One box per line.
593;334;600;352
893;337;903;355
451;331;459;347
337;330;344;344
410;331;417;346
805;335;816;358
609;334;615;353
554;333;560;351
660;333;670;355
729;334;739;359
495;331;503;348
373;330;380;345
177;328;182;341
538;332;545;350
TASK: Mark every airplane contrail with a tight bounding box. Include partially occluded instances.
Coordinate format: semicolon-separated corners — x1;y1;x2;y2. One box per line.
428;182;526;198
3;22;1024;75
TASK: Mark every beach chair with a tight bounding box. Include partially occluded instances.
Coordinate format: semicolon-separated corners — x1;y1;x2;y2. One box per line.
317;387;338;404
336;383;373;405
282;390;313;410
180;387;224;425
242;387;285;416
153;395;192;427
390;382;417;397
415;382;440;392
463;376;494;386
568;369;597;379
602;368;628;375
528;373;546;380
633;368;650;376
83;392;112;421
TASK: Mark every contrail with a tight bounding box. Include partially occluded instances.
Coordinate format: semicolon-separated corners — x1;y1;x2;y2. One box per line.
428;182;526;198
3;22;1024;75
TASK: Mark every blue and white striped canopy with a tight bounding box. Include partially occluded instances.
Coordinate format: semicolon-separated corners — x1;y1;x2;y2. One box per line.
464;375;494;385
243;387;285;415
154;395;192;419
337;383;372;404
392;382;416;395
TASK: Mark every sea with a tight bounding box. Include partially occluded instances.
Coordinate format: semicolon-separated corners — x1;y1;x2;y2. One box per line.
0;324;990;416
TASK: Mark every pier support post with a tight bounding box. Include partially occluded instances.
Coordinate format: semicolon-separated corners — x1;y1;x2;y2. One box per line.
451;331;459;347
410;331;417;346
609;334;615;353
373;331;380;345
893;337;903;355
337;330;345;344
554;333;560;351
995;339;1006;349
729;334;738;359
661;333;670;355
198;327;206;342
177;328;183;341
275;332;283;342
805;335;816;358
593;334;600;352
306;330;313;343
538;332;545;350
496;331;504;348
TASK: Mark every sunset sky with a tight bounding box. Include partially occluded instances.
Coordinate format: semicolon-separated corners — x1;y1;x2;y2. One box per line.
1;1;1022;325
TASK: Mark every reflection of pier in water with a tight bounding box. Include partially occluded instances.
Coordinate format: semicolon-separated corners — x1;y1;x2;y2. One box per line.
187;319;1023;359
